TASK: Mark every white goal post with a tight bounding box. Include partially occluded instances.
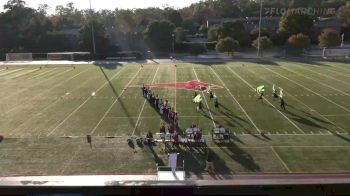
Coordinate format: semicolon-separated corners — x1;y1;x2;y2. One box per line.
6;53;33;62
47;52;91;61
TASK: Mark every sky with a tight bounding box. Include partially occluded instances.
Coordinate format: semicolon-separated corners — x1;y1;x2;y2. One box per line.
0;0;200;13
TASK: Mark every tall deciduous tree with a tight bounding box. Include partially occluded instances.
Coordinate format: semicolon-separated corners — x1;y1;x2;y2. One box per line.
216;37;239;56
287;33;310;55
143;20;175;52
252;36;273;57
318;28;342;48
79;20;110;53
277;10;314;39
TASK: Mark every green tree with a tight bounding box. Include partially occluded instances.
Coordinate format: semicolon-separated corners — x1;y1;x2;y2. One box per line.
216;37;239;56
252;36;273;57
144;20;175;52
287;33;310;55
190;44;207;55
174;27;185;44
208;25;219;41
217;21;251;47
318;28;342;48
250;28;270;41
79;20;110;53
338;2;350;27
164;8;183;27
199;24;208;34
277;10;314;39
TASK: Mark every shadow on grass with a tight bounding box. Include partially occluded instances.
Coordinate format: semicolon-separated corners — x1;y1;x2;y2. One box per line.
215;140;261;173
98;66;136;129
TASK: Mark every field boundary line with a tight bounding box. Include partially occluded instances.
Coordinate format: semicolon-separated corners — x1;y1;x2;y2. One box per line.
245;68;347;133
192;66;216;127
131;65;160;137
47;66;127;136
90;68;142;135
3;68;92;115
210;66;261;133
226;66;305;134
264;67;350;112
271;146;292;173
282;66;350;97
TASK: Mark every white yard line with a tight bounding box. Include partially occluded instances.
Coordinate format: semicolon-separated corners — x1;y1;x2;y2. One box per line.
246;68;347;133
27;68;57;79
264;67;350;112
3;68;73;100
0;68;24;77
282;66;350;97
47;66;127;136
326;68;350;79
271;146;292;173
4;68;92;115
89;68;142;135
226;66;305;134
131;65;160;137
192;66;216;127
322;113;350;117
294;65;349;86
9;75;101;137
6;68;40;79
210;67;261;133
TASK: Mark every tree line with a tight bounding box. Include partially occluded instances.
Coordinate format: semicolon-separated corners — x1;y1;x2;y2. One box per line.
0;0;349;57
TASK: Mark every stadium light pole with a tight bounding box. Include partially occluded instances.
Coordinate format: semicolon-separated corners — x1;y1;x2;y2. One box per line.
172;33;175;56
257;0;263;57
89;0;97;55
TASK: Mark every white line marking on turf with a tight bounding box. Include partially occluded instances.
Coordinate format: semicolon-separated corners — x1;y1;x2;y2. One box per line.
131;65;160;137
6;69;40;79
28;68;57;79
4;68;92;115
322;113;350;117
245;68;347;133
271;146;291;173
210;67;261;133
90;68;142;135
192;66;216;127
3;68;73;100
47;66;127;136
226;66;305;134
264;67;350;112
326;68;350;79
282;66;350;97
10;75;100;137
295;65;349;86
0;68;24;77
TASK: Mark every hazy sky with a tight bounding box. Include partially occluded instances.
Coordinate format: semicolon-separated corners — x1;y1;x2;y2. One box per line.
0;0;200;13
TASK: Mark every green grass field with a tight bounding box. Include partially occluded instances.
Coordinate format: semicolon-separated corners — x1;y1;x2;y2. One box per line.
0;59;350;177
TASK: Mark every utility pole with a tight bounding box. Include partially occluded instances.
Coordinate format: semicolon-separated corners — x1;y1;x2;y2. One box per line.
172;33;175;57
257;0;263;57
89;0;96;55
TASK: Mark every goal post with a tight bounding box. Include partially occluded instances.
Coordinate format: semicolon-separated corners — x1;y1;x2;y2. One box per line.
46;52;91;61
6;53;33;62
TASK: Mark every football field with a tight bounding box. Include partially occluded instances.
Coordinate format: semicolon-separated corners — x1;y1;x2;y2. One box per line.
0;59;350;177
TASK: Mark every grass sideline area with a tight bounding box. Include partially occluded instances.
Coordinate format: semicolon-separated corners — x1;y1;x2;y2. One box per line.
0;59;350;177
